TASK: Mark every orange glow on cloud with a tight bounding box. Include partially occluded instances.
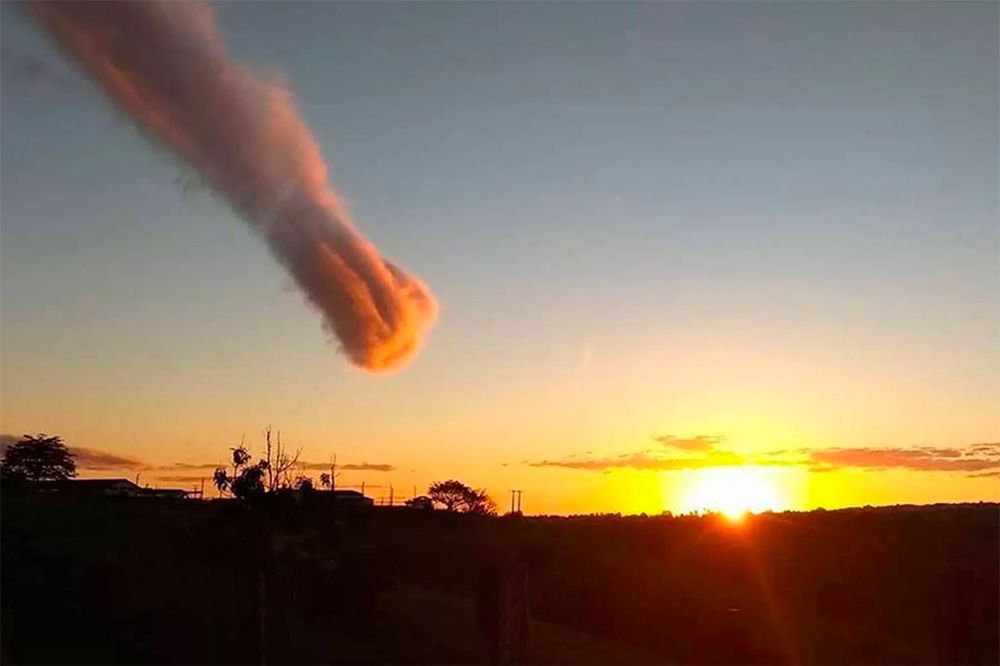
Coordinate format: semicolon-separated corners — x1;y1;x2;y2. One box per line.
30;1;437;372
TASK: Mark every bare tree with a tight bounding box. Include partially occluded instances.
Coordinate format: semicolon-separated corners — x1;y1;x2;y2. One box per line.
212;429;298;499
260;426;301;492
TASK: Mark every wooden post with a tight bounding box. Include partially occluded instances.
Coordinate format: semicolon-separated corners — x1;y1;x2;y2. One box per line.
258;570;267;665
478;558;529;664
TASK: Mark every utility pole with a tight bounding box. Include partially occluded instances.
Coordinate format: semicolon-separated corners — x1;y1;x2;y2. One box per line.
509;490;523;514
389;484;394;507
330;455;337;491
361;480;365;497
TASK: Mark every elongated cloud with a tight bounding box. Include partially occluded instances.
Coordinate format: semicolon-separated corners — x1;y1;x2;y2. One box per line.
28;2;436;371
524;440;1000;474
654;434;726;452
1;435;146;470
530;450;744;472
809;446;1000;473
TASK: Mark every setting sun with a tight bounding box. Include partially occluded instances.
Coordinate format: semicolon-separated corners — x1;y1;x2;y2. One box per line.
677;466;787;519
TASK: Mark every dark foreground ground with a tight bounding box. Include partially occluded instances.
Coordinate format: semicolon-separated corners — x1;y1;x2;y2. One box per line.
1;493;997;664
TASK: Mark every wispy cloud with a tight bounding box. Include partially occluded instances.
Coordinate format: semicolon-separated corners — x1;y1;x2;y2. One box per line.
1;435;146;471
809;446;1000;473
530;450;744;472
1;434;396;477
72;448;146;471
294;461;395;472
153;474;212;484
157;461;222;471
653;434;726;452
525;438;1000;475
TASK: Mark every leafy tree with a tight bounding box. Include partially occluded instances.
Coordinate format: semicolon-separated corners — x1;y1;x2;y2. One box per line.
428;480;497;514
213;444;265;500
463;487;497;515
319;473;331;490
0;434;76;481
428;479;471;511
294;476;314;492
212;467;230;494
230;465;265;499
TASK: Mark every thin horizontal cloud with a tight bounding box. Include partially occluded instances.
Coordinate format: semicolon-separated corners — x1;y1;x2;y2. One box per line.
342;463;394;472
0;434;398;477
526;441;998;475
295;461;395;472
1;434;147;471
72;447;147;471
653;434;725;452
530;450;744;472
809;447;1000;473
153;475;212;484
967;471;1000;478
157;461;223;471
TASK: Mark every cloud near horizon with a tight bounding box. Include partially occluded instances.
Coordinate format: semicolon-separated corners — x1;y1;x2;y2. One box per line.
525;435;1000;476
530;449;744;472
1;435;146;471
809;446;1000;473
1;434;395;477
653;434;726;452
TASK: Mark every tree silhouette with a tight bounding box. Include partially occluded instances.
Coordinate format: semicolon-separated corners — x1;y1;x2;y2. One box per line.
213;444;265;500
261;426;300;492
229;465;265;499
0;434;76;481
463;487;497;515
428;479;470;511
319;473;331;490
211;429;302;500
428;480;497;514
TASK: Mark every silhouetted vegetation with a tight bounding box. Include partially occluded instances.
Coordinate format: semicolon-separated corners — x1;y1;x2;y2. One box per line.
428;480;497;515
1;490;996;664
0;434;76;481
212;428;303;500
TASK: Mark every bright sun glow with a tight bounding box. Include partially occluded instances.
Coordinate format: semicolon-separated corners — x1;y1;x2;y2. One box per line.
677;466;786;519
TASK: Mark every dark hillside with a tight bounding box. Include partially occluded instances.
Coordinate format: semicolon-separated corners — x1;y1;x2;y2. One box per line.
2;493;996;664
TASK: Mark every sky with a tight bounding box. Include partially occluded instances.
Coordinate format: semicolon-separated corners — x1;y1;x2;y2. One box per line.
1;1;997;514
